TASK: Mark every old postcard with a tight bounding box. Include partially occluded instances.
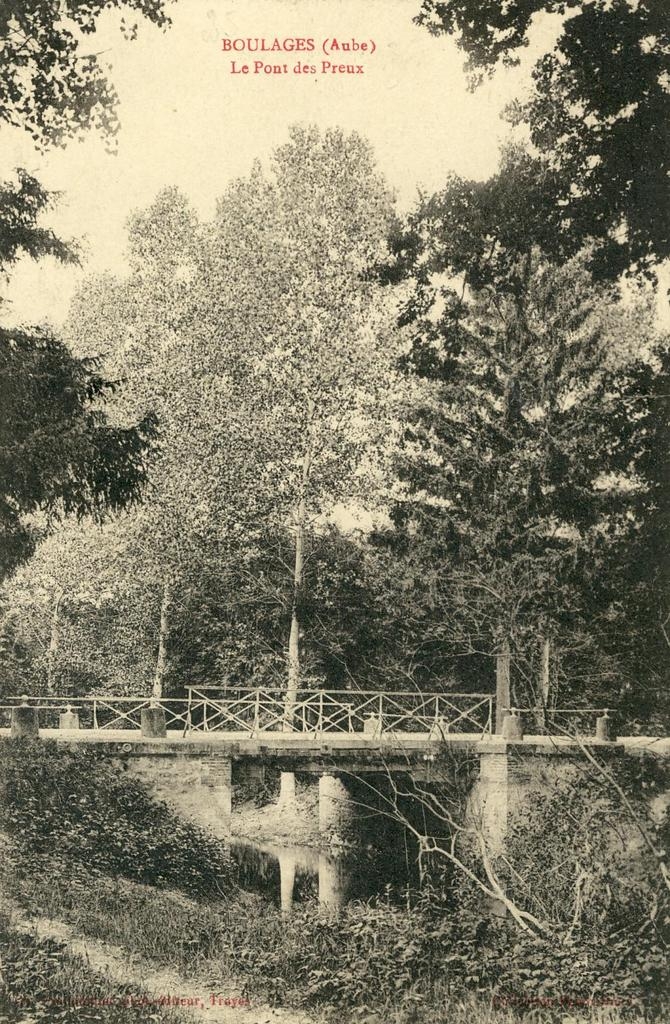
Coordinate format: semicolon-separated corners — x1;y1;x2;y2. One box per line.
1;1;668;1022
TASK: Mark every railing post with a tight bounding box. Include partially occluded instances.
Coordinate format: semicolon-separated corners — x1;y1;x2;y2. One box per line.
252;689;260;736
59;704;80;730
184;690;192;736
595;709;615;743
93;699;99;731
318;690;324;734
203;698;209;732
502;707;524;741
364;713;381;738
141;699;166;739
378;692;383;733
11;696;39;739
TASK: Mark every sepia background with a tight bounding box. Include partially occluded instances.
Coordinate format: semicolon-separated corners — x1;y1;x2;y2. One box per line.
0;0;562;326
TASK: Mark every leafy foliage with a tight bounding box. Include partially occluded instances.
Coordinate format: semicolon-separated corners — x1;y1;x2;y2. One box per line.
0;739;234;898
377;141;670;716
0;1;173;586
0;169;77;273
498;755;670;1014
0;165;155;586
0;329;156;581
0;521;165;696
414;0;670;276
2;130;668;727
54;126;403;698
0;0;173;149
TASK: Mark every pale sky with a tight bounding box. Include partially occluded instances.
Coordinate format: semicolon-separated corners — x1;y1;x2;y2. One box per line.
0;0;556;328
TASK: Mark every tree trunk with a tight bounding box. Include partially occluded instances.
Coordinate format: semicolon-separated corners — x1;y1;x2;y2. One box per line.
46;588;64;694
284;407;314;730
279;517;304;807
152;579;172;700
280;404;314;808
541;636;551;705
495;639;511;734
284;509;304;730
535;635;551;731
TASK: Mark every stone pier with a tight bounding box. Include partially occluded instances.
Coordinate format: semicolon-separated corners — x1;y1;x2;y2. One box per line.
470;746;555;855
199;755;233;833
469;742;626;856
470;750;510;855
140;705;166;739
318;772;354;840
10;704;39;739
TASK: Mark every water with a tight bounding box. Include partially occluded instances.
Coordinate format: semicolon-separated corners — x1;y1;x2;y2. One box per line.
229;837;420;912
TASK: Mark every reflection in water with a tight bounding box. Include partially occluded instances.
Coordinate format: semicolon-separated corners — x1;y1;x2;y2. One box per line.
317;852;345;909
278;848;297;914
229;837;420;913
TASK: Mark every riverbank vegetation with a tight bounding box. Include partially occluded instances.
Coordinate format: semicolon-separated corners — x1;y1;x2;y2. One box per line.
0;740;234;899
1;740;668;1023
0;913;192;1024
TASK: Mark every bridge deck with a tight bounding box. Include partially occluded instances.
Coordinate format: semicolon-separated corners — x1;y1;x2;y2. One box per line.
1;728;667;758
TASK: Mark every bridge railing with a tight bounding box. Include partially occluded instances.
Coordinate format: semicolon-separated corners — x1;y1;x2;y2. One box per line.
0;689;494;737
0;696;191;732
185;687;494;737
501;706;612;738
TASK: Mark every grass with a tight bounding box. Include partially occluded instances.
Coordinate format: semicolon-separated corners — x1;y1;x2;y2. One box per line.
0;739;665;1024
2;851;660;1024
2;851;247;979
0;911;190;1024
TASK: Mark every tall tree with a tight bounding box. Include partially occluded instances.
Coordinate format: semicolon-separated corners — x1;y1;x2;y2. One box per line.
382;149;667;719
64;190;236;699
414;0;670;277
0;0;174;583
192;126;402;727
62;128;403;805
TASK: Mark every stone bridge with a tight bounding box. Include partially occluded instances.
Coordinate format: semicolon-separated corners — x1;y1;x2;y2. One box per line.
3;689;668;854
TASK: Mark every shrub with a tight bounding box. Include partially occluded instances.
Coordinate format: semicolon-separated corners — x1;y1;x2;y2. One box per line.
0;739;235;898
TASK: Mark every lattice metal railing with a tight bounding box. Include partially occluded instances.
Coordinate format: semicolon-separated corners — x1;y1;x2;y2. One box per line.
500;705;611;737
185;687;494;737
0;689;494;737
0;696;191;732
